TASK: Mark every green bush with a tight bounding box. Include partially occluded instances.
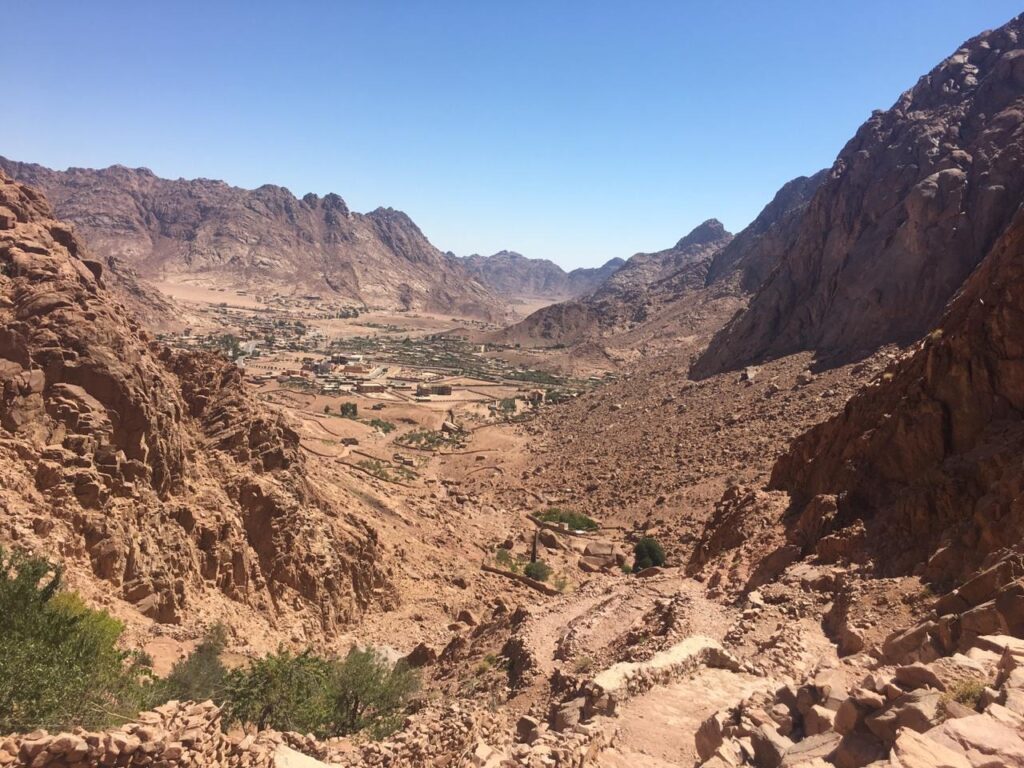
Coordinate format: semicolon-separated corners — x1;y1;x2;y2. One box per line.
0;548;153;733
632;537;666;572
222;647;418;740
340;402;358;419
155;624;229;705
367;418;395;434
332;649;419;739
222;649;333;735
537;508;598;532
524;561;552;582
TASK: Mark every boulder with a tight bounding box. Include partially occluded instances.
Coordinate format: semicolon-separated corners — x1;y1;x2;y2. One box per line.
780;732;841;767
751;724;793;768
891;727;971;768
804;705;835;736
926;713;1024;767
832;733;885;768
865;690;944;744
697;711;729;761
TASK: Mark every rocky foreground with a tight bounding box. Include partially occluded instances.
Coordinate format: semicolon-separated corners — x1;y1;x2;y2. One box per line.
0;171;393;643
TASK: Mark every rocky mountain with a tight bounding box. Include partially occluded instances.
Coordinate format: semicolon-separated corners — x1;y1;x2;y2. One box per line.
0;171;393;642
454;250;623;299
496;220;734;348
771;200;1024;582
0;158;504;320
496;175;825;361
693;15;1024;377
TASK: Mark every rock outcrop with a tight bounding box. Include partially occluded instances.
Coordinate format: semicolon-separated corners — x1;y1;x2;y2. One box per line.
0;158;504;320
694;14;1024;376
0;171;392;640
769;201;1024;580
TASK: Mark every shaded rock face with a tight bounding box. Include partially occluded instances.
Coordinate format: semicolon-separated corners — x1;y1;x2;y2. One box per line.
704;170;827;292
454;251;622;300
0;158;504;320
0;172;392;635
770;203;1024;580
694;14;1024;376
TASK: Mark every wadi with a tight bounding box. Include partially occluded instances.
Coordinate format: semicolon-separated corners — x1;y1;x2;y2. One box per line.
1;7;1023;768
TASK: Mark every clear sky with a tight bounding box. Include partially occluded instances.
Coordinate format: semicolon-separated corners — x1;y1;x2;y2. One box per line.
4;2;1021;269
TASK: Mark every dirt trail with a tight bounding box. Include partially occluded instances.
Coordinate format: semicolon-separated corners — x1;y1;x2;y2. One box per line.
599;668;769;767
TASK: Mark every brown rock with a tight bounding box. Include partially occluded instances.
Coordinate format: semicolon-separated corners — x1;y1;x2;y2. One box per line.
891;728;971;768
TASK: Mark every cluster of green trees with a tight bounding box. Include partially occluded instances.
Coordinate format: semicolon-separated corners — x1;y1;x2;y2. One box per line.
0;549;418;739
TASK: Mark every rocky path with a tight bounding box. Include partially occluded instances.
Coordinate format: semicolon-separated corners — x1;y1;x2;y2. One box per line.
599;668;769;767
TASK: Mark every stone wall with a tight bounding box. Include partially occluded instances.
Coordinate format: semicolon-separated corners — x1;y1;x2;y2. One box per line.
0;701;282;768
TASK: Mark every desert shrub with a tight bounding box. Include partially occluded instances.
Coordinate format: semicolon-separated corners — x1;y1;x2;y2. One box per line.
632;537;666;572
537;508;598;532
332;649;419;739
154;624;229;705
222;647;418;740
495;548;514;567
572;656;594;675
947;678;986;710
524;561;552;582
0;549;153;732
222;649;333;735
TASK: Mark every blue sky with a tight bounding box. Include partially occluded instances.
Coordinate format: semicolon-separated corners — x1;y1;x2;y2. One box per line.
4;2;1020;268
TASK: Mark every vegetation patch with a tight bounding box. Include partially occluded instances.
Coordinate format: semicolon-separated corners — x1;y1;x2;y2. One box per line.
366;418;396;434
357;458;416;482
396;428;463;451
632;537;666;572
0;549;154;733
524;560;552;582
537;508;599;532
223;647;418;740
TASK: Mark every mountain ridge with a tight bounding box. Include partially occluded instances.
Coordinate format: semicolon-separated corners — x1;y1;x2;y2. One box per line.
0;157;506;321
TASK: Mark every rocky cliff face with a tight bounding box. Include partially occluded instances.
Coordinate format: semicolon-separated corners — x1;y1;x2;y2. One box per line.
693;14;1024;376
455;250;623;299
770;201;1024;582
0;172;392;640
0;159;504;320
704;171;826;292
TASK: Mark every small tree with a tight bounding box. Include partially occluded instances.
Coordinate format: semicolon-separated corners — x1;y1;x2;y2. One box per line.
222;649;334;735
332;649;419;739
156;624;229;705
340;402;358;419
632;537;666;572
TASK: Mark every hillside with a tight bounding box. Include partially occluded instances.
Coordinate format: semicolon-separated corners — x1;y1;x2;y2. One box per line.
0;170;393;646
770;201;1024;580
455;250;624;299
693;15;1024;376
0;158;505;320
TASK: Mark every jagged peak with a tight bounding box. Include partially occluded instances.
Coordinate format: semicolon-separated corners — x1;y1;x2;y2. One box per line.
675;218;730;249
